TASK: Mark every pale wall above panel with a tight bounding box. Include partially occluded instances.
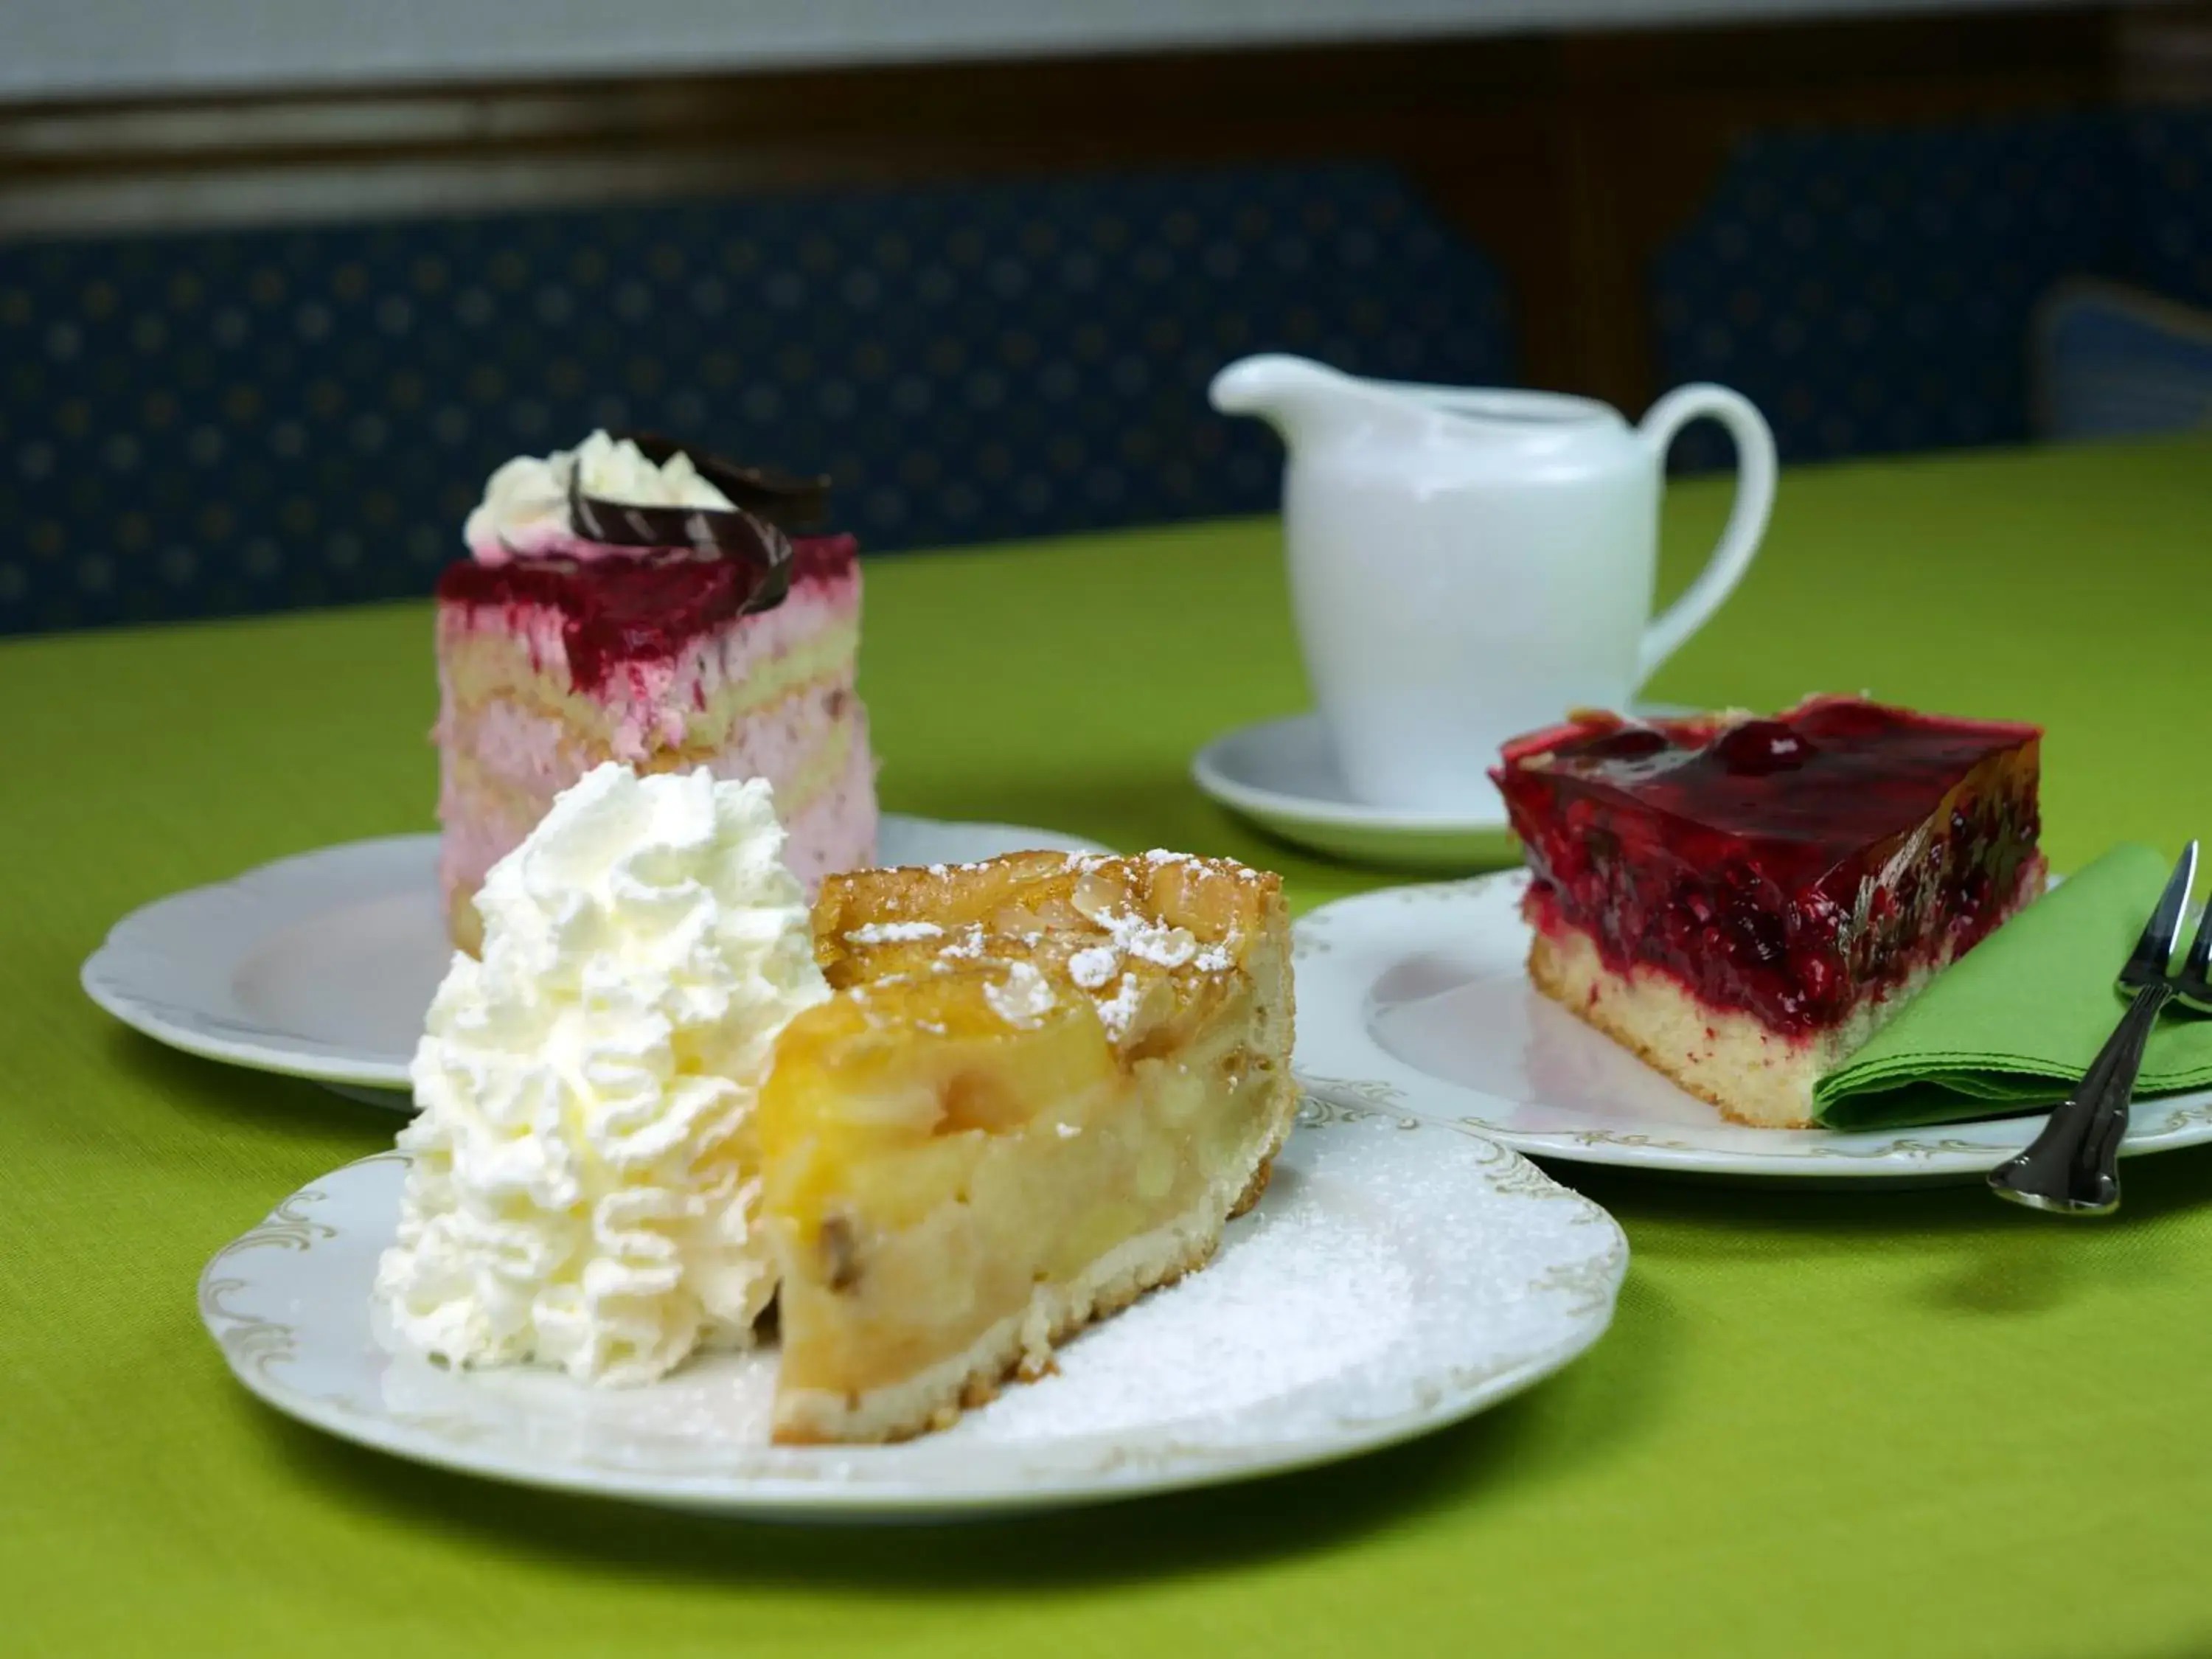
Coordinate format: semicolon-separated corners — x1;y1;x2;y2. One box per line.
3;0;2096;105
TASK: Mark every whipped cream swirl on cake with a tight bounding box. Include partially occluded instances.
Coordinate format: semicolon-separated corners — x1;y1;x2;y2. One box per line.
464;429;738;562
375;762;828;1385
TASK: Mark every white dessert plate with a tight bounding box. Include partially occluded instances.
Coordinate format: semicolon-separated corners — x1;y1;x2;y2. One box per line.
200;1102;1627;1520
1292;870;2212;1184
1192;706;1687;872
83;816;1110;1104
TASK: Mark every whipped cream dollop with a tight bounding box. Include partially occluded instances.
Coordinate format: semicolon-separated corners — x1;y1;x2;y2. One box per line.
463;430;738;563
375;762;827;1386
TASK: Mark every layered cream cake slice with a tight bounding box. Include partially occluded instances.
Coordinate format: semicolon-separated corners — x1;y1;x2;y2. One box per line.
1490;696;2045;1129
757;849;1297;1444
434;431;876;951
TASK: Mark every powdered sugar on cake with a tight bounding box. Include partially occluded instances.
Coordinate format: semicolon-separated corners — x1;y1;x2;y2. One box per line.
939;925;987;961
844;921;945;945
1094;973;1145;1041
1102;908;1198;968
1067;945;1119;990
984;961;1057;1029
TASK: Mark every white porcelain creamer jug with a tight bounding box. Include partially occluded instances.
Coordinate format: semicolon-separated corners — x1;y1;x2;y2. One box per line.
1210;353;1776;813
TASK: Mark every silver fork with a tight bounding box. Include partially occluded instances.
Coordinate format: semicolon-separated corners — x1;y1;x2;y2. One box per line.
1989;841;2201;1215
2177;882;2212;1015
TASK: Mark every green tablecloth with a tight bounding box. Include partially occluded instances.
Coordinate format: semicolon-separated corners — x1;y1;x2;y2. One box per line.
6;437;2212;1657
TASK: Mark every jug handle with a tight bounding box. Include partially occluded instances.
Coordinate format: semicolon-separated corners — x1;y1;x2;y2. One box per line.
1634;384;1777;685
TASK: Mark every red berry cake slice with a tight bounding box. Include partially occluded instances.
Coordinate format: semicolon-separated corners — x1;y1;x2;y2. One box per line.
1490;697;2044;1128
434;431;876;952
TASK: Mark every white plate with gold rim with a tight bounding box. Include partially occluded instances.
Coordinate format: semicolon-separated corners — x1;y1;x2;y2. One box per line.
199;1102;1627;1520
83;818;1109;1106
1291;870;2212;1184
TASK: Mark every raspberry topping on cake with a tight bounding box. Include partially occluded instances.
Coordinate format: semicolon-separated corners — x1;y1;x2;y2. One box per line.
436;535;858;693
1494;696;2042;1034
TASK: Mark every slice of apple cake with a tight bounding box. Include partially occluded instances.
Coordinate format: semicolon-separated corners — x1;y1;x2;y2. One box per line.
757;849;1295;1444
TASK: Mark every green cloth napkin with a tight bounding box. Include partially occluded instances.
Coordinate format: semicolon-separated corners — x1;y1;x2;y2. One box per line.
1813;842;2212;1129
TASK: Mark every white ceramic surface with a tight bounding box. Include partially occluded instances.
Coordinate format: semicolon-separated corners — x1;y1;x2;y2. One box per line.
1192;706;1688;873
1291;871;2212;1183
82;815;1111;1099
199;1105;1627;1520
1209;354;1776;813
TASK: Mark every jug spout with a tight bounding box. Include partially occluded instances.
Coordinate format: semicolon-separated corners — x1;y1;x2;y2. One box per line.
1209;353;1408;446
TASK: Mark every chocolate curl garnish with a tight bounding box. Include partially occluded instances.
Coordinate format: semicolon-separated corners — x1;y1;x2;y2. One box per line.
568;435;831;616
624;432;830;529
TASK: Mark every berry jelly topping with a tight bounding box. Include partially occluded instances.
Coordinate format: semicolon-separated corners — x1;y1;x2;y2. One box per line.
437;533;857;693
1492;696;2044;1036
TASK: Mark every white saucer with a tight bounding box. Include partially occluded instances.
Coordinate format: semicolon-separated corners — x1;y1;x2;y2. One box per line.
1192;708;1682;872
1291;870;2212;1184
199;1105;1626;1521
82;815;1110;1105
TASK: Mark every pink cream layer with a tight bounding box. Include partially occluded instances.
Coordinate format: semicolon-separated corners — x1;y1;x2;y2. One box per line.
434;559;861;762
439;669;863;830
437;712;876;911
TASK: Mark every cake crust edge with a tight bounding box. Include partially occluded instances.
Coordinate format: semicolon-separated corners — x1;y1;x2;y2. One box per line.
1526;852;2047;1130
1528;928;1836;1128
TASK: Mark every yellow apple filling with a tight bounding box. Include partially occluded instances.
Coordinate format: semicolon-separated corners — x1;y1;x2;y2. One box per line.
755;849;1296;1444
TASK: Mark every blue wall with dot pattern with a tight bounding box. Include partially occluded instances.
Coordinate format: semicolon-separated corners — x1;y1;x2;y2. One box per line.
2128;105;2212;313
0;164;1512;635
7;107;2207;636
1652;106;2212;471
1654;111;2126;468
